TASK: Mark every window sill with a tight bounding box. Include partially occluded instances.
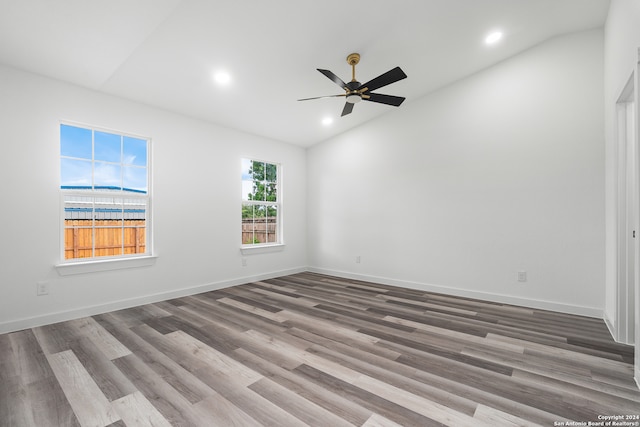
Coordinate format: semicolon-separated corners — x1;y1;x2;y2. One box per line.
240;244;285;255
55;255;157;276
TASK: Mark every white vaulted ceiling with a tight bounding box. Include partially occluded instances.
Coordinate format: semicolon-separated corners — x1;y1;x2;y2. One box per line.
0;0;610;146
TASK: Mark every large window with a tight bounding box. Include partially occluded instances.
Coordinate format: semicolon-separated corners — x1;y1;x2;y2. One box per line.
242;159;280;246
60;123;150;261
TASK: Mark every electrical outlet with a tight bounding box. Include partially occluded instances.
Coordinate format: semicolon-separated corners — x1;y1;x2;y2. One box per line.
242;258;247;267
355;256;361;264
37;281;49;296
517;271;527;282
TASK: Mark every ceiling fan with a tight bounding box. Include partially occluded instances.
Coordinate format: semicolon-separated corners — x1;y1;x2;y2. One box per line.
298;53;407;117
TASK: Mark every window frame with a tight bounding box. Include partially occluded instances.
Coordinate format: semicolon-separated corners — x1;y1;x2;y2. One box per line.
58;121;153;265
241;158;283;250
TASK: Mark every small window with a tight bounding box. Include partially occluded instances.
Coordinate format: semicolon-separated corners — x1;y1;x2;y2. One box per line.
242;159;280;246
60;123;150;261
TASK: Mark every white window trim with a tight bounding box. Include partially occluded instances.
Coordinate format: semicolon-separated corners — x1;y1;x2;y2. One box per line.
241;159;282;250
59;122;153;268
240;243;285;255
55;255;157;276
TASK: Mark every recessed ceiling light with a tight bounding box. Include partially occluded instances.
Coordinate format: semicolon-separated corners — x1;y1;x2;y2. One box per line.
321;117;333;126
485;31;503;45
213;71;231;85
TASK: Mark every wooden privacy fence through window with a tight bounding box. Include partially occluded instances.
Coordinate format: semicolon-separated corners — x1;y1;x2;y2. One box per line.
64;220;146;259
242;217;277;244
65;217;272;258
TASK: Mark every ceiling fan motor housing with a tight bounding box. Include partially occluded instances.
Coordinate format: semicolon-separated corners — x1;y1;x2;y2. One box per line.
346;81;361;91
345;80;362;103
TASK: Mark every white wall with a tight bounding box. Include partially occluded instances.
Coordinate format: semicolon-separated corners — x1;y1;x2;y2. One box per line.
603;0;640;385
0;65;307;333
0;26;612;334
307;29;605;316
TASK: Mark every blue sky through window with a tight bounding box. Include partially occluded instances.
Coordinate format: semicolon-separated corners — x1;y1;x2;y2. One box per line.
60;124;148;193
60;124;91;159
124;136;147;167
95;131;121;163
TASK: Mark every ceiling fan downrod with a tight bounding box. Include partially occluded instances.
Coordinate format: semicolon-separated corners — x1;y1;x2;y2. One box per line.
347;53;360;82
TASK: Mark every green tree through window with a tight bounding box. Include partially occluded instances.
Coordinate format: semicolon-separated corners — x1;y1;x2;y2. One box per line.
242;159;279;245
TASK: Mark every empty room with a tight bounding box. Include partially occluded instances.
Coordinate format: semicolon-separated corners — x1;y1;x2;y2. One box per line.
1;0;640;425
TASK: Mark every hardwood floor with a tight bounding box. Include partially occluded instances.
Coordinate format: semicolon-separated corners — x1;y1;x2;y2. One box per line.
1;272;639;426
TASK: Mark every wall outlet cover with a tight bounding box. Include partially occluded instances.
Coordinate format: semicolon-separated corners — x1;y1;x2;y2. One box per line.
37;281;49;296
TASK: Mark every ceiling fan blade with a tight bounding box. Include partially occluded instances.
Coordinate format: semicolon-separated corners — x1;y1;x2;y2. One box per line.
318;69;348;89
341;102;354;116
364;92;406;107
359;66;407;92
297;94;346;101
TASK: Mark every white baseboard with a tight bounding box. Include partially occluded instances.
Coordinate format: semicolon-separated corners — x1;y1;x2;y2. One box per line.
307;267;604;319
0;265;607;334
604;312;617;341
0;266;306;334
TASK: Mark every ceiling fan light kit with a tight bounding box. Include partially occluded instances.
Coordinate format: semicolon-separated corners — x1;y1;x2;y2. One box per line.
298;53;407;117
346;94;362;104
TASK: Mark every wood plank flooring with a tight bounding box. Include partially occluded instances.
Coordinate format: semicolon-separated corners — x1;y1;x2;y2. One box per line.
1;272;639;426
